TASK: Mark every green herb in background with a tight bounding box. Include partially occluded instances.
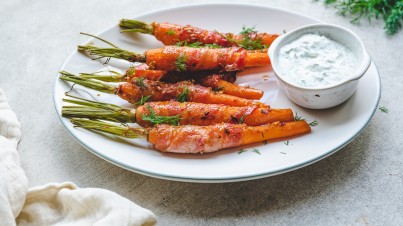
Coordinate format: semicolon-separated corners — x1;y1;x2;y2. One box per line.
320;0;403;35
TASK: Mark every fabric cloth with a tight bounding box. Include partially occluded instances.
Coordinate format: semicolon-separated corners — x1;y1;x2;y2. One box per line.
0;88;156;226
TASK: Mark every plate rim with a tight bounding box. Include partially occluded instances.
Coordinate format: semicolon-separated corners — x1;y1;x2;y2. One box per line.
53;3;381;183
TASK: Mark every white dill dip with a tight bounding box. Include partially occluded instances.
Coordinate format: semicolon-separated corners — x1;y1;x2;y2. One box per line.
278;32;357;88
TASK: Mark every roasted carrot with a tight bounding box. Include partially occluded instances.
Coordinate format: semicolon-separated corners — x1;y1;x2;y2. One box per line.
59;71;268;107
62;95;293;127
79;68;262;100
78;45;270;71
198;74;263;100
119;19;279;50
71;118;311;153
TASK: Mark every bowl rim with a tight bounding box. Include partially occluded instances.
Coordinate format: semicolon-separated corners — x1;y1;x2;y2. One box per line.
268;23;372;91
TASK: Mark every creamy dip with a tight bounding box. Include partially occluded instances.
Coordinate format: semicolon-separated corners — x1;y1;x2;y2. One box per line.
278;33;356;88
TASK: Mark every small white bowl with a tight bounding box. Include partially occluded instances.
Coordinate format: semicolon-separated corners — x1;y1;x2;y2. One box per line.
268;23;371;109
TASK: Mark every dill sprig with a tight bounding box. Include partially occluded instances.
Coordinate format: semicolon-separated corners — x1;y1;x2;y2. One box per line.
136;77;145;88
175;41;222;48
212;86;224;93
177;86;190;102
141;104;181;126
321;0;403;35
175;54;187;71
135;95;150;106
379;106;389;113
238;26;267;50
237;149;248;154
215;26;267;50
294;112;319;126
252;148;261;155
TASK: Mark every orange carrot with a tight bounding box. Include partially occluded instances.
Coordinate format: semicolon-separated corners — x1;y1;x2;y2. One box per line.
119;19;279;49
78;45;270;71
83;67;262;100
62;96;294;127
198;74;263;100
59;71;268;107
71;119;311;153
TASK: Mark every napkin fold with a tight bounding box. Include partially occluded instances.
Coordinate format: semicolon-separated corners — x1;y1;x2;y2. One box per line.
0;88;156;226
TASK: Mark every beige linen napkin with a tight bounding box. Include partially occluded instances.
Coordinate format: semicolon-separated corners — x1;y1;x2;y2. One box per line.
0;88;156;226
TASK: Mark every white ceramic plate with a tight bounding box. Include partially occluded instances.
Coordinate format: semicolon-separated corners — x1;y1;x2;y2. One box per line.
53;3;381;182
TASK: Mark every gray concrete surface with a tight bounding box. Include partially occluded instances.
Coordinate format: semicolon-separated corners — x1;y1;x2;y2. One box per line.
1;0;402;225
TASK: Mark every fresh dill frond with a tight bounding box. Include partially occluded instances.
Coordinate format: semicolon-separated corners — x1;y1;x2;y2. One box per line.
379;106;389;113
204;43;222;48
237;149;248;154
252;148;261;155
141;104;181;126
136;77;145;87
239;26;267;50
175;54;187;72
135;95;150;106
212;86;224;93
284;140;290;145
166;29;175;36
321;0;403;35
294;112;304;121
309;119;319;126
239;36;267;50
239;115;244;124
240;25;258;35
177;86;190;102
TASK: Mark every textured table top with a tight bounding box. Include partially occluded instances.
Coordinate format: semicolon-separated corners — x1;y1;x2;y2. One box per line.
1;0;402;225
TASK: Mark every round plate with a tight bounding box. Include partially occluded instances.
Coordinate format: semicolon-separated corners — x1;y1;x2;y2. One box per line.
53;3;381;182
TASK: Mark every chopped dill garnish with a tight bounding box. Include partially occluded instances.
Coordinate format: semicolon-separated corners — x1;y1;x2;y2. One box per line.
379;106;389;113
204;43;222;48
141;104;181;126
280;152;287;154
309;119;318;126
166;30;175;36
237;149;248;154
177;86;190;102
239;26;267;50
136;77;145;87
239;115;244;124
240;25;257;35
284;140;290;145
252;148;261;155
294;112;304;121
135;95;150;106
175;54;187;72
212;86;224;93
283;29;287;34
175;41;222;49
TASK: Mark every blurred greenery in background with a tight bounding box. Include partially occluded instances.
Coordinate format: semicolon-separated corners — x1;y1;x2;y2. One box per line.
319;0;403;35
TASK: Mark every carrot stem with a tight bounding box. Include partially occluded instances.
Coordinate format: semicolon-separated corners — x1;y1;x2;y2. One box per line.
79;71;126;82
62;94;135;123
70;118;147;139
119;19;154;34
77;45;146;62
59;71;117;94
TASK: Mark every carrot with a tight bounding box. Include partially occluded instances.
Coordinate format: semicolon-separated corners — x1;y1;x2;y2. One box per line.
59;71;268;107
62;95;293;127
78;45;270;71
119;19;279;50
70;118;311;153
79;68;262;100
198;74;263;100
